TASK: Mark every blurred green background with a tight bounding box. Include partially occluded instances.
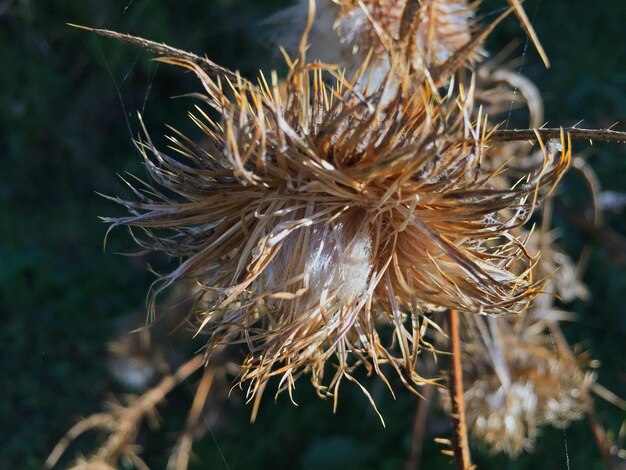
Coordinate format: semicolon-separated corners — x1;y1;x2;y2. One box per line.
1;1;625;468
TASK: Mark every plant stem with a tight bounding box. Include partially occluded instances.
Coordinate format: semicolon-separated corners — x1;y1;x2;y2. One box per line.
491;127;626;143
448;309;472;470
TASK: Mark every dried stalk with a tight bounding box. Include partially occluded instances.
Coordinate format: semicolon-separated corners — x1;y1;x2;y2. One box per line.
67;24;242;82
448;309;472;470
95;355;204;463
492;127;626;143
167;365;216;470
45;414;113;469
45;354;204;469
586;412;615;468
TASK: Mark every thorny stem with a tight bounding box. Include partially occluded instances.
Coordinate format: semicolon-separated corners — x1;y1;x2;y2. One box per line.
448;309;472;470
491;127;626;143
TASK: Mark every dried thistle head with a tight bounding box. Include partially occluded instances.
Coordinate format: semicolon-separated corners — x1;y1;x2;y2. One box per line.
446;317;593;457
103;29;570;403
334;0;478;67
268;0;480;79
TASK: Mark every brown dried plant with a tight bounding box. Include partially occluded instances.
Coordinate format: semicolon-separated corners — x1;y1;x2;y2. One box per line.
268;0;479;72
50;1;626;468
265;1;626;466
450;315;594;457
46;354;205;469
267;0;553;78
95;9;569;407
441;226;595;457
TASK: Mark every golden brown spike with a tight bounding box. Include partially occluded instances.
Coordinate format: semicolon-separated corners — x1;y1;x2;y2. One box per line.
506;0;550;67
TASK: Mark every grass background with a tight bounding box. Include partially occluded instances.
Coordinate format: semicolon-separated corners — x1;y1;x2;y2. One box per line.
1;0;625;468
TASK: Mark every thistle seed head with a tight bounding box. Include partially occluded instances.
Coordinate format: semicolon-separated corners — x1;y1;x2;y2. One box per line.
105;3;569;399
107;46;569;398
268;0;481;78
456;328;593;456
